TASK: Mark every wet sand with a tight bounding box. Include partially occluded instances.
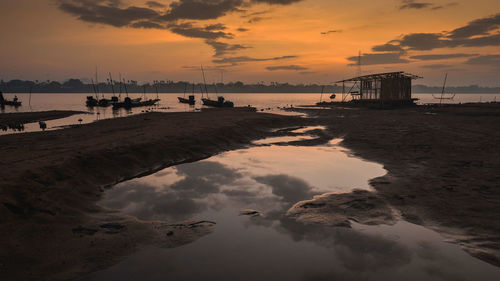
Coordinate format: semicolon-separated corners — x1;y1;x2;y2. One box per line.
290;102;500;266
1;104;499;279
0;110;85;126
0;108;302;280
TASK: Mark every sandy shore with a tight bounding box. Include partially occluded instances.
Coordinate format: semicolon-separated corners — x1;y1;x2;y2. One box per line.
288;102;500;266
0;108;304;280
0;110;85;126
1;104;499;279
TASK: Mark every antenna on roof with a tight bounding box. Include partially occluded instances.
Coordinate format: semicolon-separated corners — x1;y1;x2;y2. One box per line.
357;50;362;77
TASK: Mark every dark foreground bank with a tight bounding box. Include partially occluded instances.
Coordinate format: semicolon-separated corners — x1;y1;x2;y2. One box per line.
0;104;499;280
0;108;305;280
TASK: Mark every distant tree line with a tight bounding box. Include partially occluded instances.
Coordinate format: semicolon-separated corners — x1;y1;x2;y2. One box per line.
0;79;499;94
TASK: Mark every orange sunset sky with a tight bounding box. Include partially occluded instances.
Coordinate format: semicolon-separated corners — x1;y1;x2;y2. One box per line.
1;0;499;86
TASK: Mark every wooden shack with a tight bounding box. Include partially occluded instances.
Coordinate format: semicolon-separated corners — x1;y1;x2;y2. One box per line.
337;71;421;105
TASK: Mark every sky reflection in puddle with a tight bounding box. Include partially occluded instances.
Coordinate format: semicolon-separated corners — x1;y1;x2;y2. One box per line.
87;135;500;281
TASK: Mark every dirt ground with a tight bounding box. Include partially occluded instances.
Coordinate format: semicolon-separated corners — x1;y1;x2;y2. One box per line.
0;108;303;281
291;103;500;266
0;110;85;126
1;103;499;280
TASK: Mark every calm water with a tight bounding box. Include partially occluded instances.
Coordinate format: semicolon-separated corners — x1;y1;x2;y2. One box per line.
78;129;500;281
1;93;499;135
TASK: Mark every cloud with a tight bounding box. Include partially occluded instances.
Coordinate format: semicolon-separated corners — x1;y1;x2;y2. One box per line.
247;16;266;23
130;20;165;29
321;29;342;35
399;0;458;10
347;52;410;65
399;33;444;50
266;65;308;71
371;43;405;53
251;0;303;5
374;13;500;53
57;0;305;59
58;0;161;27
399;0;434;10
213;55;297;64
464;54;500;68
410;53;478;60
420;64;452;69
168;22;234;39
161;0;245;21
145;1;165;8
448;13;500;39
237;27;249;32
205;40;250;56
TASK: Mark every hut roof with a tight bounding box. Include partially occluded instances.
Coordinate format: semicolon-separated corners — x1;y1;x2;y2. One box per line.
336;71;422;83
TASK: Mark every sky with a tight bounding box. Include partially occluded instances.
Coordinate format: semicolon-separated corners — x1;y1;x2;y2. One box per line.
0;0;499;86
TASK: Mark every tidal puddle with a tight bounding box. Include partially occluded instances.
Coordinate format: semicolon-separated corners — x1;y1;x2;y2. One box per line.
252;135;316;145
83;133;500;281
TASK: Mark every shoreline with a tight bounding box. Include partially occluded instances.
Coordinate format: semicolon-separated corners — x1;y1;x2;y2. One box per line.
0;110;86;126
292;103;500;266
1;105;499;279
0;108;308;280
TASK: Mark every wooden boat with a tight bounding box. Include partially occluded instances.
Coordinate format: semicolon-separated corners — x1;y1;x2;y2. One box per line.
199;66;234;108
315;86;336;106
112;97;159;109
178;96;195;105
202;96;234;108
432;73;456;105
0;91;21;106
178;83;196;105
86;96;98;107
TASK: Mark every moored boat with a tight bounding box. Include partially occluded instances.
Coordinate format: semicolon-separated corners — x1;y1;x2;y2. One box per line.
178;83;196;105
202;96;234;108
178;96;195;105
0;91;22;107
112;97;159;109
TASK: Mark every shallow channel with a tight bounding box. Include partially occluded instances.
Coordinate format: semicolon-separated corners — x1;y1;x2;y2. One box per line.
80;127;500;281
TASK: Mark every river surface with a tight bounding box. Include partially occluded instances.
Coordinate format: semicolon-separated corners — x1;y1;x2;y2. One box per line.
1;93;499;135
76;129;500;281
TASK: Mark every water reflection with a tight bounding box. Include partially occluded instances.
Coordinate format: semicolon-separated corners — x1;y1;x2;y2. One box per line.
88;135;500;281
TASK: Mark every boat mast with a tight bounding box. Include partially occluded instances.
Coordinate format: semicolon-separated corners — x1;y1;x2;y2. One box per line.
122;78;129;97
91;78;97;97
320;85;324;102
440;73;448;106
183;82;187;98
109;72;115;97
118;73;122;99
154;80;159;99
201;65;209;99
94;66;100;99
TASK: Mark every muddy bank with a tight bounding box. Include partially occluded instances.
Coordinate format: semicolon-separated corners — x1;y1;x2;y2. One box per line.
0;108;307;280
2;103;500;279
287;103;500;266
0;110;86;126
287;190;397;227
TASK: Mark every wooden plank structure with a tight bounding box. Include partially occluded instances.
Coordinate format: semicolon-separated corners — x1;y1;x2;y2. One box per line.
337;71;422;106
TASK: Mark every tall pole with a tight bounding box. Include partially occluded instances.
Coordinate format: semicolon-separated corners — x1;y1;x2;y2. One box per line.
95;66;100;99
109;72;115;96
201;65;209;98
122;78;129;97
118;73;122;99
440;73;448;106
357;50;362;78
